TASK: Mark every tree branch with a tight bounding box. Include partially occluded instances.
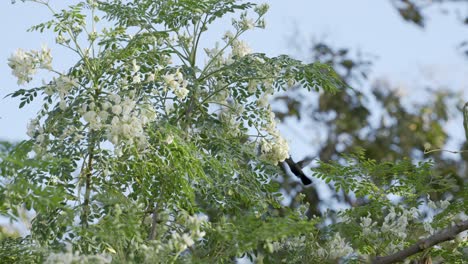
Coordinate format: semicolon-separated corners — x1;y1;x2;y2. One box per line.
148;206;159;240
372;220;468;264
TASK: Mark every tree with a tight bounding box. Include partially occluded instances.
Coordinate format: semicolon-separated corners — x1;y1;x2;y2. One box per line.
0;1;467;263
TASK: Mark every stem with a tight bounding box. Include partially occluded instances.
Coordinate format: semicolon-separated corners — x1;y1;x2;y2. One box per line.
81;141;94;227
147;206;159;240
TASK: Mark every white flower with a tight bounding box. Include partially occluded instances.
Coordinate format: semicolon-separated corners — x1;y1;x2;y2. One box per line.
99;111;109;122
132;74;141;84
175;87;189;100
360;214;376;236
455;230;467;243
165;102;175;114
317;246;327;258
36;134;46;144
163;73;178;89
83;111;101;130
121;98;136;117
131;59;140;73
59;100;67;110
254;57;265;64
101;101;111;110
8;46;54;85
37;45;53;70
327;233;353;259
455;212;468;221
194;230;206;239
44;85;55;96
83;111;97;123
81;103;88;113
272;135;289;162
165;135;174;145
26;119;39;138
112;105;122;115
8;48;36;85
140;106;157;124
439;199;450;210
248;80;257;93
181;233;194;247
241;17;255;30
258;94;269;107
223;31;234;42
231;39;251;58
147;73;155;82
109;93;121;104
89;102;96;110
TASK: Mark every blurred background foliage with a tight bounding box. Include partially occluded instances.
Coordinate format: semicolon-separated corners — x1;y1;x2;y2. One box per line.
274;0;468;218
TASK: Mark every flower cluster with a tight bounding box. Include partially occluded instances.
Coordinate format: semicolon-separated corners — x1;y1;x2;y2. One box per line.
80;93;156;153
380;206;419;239
140;213;209;260
8;46;52;85
265;233;353;261
317;233;354;260
170;214;208;252
163;69;189;100
45;250;111;264
260;110;289;163
352;205;428;255
44;75;79;110
230;39;251;59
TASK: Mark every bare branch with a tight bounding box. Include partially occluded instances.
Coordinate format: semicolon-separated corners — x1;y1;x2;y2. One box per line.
372;220;468;264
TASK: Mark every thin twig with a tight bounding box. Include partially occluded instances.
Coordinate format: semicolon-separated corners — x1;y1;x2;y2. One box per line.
424;148;468;155
148;205;159;240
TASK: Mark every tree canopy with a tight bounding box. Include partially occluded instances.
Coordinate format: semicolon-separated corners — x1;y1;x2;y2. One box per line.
1;1;467;263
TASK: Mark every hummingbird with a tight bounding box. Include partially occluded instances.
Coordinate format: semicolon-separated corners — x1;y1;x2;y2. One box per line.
282;156;314;185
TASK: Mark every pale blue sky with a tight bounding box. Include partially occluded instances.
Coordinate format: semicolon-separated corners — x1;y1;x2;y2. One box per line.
1;0;468;144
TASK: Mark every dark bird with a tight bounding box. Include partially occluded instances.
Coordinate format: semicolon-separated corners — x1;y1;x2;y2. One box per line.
463;102;468;142
283;156;313;185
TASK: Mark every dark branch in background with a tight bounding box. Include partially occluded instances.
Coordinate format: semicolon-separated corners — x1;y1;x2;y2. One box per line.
372;220;468;264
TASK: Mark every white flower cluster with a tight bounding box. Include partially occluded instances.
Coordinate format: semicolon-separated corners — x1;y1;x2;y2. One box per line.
169;214;208;252
423;196;452;235
359;213;378;236
356;206;419;243
260;110;289;163
131;59;142;84
44;75;79;110
231;39;251;58
45;251;111;264
317;233;354;260
163;69;189;100
141;213;208;259
380;206;419;239
80;93;156;153
26;118;49;149
239;17;255;30
8;45;52;85
354;205;423;254
427;195;450;211
26;118;41;138
266;233;354;261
